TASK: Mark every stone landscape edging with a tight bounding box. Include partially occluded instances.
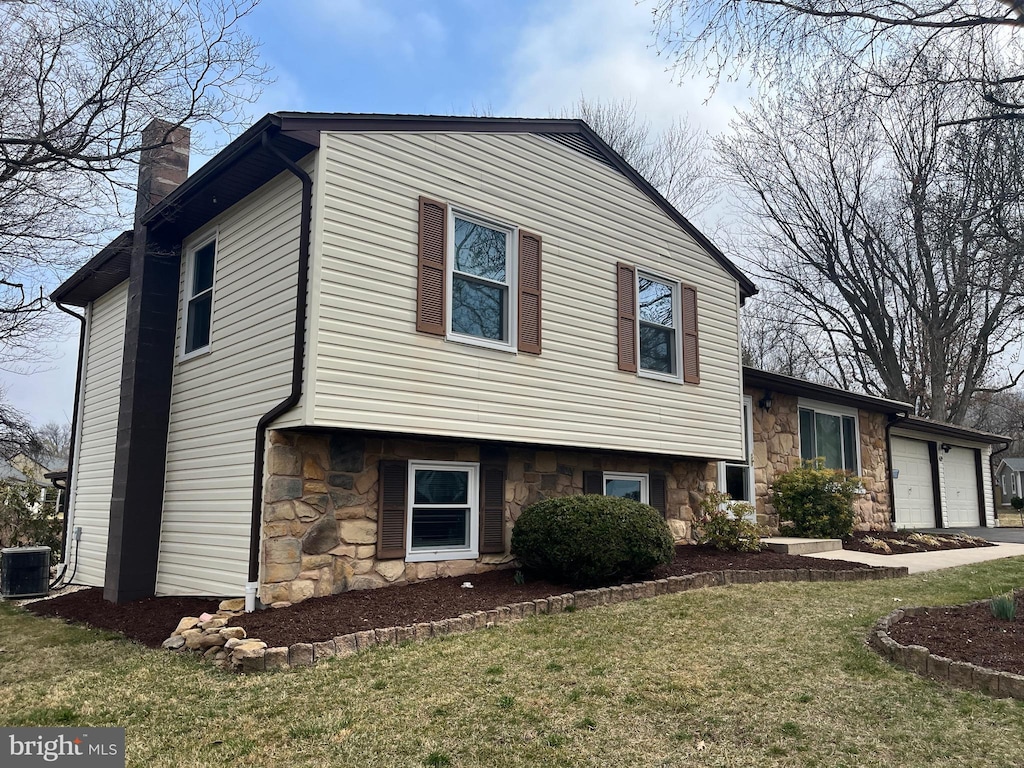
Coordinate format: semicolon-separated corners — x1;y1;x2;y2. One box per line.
869;596;1024;699
159;565;907;673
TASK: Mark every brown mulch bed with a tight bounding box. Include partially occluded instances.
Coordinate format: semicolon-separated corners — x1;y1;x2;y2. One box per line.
888;595;1024;677
23;545;873;649
26;590;218;648
843;530;994;555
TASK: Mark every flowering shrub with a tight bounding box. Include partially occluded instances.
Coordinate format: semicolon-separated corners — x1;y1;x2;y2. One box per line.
771;459;859;538
694;488;762;552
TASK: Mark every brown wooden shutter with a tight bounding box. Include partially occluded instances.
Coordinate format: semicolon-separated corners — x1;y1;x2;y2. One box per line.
681;284;700;384
517;230;542;354
649;473;667;517
617;263;637;372
377;460;408;559
416;196;448;335
583;471;603;495
479;461;507;554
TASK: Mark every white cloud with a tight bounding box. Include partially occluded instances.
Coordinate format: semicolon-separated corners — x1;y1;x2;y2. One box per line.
307;0;445;60
500;0;750;135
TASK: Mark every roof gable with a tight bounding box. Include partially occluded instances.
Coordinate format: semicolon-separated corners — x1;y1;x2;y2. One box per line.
53;113;757;306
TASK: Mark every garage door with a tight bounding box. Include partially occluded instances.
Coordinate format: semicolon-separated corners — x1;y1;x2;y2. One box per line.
943;446;981;527
891;437;936;529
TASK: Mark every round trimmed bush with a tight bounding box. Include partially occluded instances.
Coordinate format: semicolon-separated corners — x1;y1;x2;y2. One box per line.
511;494;675;586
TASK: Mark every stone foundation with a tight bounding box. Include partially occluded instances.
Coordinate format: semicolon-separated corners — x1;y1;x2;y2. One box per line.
259;430;715;606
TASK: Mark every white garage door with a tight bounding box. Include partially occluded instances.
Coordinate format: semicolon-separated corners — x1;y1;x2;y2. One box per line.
943;446;981;527
891;437;935;529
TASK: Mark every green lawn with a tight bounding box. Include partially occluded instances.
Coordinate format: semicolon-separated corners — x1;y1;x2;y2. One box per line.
3;559;1024;768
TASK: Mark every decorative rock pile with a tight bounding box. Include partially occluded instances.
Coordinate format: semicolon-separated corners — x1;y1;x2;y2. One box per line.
161;598;268;671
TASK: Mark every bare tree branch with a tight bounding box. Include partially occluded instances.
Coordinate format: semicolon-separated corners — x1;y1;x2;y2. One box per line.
721;60;1024;423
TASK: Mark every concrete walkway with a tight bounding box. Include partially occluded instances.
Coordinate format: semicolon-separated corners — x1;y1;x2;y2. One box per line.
805;541;1024;574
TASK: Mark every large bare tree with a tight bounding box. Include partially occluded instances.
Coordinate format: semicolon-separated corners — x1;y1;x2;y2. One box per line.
719;62;1024;423
0;0;268;451
561;97;720;221
651;0;1024;116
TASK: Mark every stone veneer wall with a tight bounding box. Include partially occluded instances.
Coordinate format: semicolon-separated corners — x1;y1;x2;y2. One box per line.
259;430;716;606
745;389;892;531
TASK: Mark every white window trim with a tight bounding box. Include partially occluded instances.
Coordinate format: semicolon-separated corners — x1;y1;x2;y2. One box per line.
405;460;480;563
180;230;218;361
717;396;756;520
603;471;650;505
636;268;683;383
797;398;862;473
444;206;518;353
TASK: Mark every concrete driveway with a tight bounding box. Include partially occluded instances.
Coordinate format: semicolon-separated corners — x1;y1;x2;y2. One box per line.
922;527;1024;544
806;537;1024;574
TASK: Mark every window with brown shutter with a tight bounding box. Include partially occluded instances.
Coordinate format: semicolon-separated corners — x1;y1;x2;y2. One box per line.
681;284;700;384
417;196;448;335
616;263;637;372
419;196;541;356
517;231;542;354
377;460;409;559
583;471;603;495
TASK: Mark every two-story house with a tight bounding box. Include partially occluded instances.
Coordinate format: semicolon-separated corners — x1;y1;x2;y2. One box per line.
51;113;757;607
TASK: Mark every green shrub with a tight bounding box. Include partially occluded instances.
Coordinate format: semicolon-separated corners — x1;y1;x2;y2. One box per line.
771;460;860;539
991;593;1017;621
1011;496;1024;512
511;494;674;586
0;475;61;563
694;488;762;552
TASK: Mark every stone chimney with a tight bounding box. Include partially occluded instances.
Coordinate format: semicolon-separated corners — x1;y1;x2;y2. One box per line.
133;119;190;227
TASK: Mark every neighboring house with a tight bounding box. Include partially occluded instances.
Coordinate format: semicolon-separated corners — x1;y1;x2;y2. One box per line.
739;368;1005;531
1;453;66;510
51;113;758;604
994;458;1024;508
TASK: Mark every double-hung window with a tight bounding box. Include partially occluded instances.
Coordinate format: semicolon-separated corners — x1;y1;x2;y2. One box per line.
798;400;859;472
417;197;541;354
448;211;516;350
637;272;680;378
183;238;216;355
406;461;479;562
617;262;699;382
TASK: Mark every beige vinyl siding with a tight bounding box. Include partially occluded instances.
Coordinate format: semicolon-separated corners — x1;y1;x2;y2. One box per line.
67;280;128;587
312;132;744;459
155;164;307;597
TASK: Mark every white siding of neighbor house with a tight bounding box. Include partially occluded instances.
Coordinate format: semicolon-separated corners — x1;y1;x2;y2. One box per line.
310;132;745;460
154;163;308;597
66;280;129;587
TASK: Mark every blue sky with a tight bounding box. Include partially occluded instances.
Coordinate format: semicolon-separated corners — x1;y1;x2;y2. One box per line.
8;0;751;428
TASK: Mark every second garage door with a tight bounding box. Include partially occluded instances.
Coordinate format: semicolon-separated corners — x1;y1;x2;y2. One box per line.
891;436;936;529
943;446;981;527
